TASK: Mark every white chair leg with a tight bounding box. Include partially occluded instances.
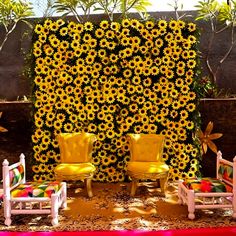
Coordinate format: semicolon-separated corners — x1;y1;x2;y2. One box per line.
61;182;67;209
51;194;59;226
86;178;93;198
4;196;12;226
131;179;138;197
187;190;195;220
232;195;236;218
5;218;12;226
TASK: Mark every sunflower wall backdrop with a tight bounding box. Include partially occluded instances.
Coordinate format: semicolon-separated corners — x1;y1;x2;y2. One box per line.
32;18;200;182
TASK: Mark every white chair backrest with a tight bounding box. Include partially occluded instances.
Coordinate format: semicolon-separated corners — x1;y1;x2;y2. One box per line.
216;151;236;188
3;153;26;197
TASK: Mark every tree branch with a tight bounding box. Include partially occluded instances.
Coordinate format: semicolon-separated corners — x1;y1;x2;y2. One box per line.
0;21;18;52
215;23;236;75
205;17;217;83
70;7;82;22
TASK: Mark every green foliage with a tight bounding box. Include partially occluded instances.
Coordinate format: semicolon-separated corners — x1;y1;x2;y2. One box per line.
195;0;219;21
0;0;34;52
195;0;236;93
195;76;218;98
218;1;236;24
195;0;236;24
168;0;190;20
93;0;119;21
0;0;33;27
52;0;152;22
52;0;96;22
119;0;151;19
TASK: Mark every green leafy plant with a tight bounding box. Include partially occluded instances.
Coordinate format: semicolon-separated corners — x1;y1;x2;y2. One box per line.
52;0;151;22
195;0;236;88
168;0;192;20
118;0;151;20
0;0;34;52
93;0;119;21
52;0;96;22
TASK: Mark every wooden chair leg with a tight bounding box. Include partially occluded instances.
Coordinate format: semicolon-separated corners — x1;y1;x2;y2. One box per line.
86;178;93;198
160;177;168;195
131;179;138;197
178;181;184;204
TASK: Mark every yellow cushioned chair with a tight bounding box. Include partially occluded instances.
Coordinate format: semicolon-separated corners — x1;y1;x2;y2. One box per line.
54;132;96;197
127;134;169;196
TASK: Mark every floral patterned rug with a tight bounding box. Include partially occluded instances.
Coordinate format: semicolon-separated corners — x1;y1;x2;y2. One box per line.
0;182;235;231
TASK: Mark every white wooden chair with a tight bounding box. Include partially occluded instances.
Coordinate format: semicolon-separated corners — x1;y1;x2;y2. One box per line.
3;153;67;226
178;151;236;219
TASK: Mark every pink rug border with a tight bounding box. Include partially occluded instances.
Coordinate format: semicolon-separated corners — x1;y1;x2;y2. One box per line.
1;227;236;236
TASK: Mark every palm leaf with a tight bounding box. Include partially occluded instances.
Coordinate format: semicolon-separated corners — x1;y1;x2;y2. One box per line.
0;126;8;132
198;129;205;139
205;121;214;135
208;133;223;140
208;140;218;153
202;142;208;154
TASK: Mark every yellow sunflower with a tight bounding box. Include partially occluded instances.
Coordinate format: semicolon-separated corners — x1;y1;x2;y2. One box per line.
158;20;167;29
145;20;155;29
121;18;130;27
100;20;109;29
110;21;120;31
155;38;164;48
169;20;178;30
84;21;93;31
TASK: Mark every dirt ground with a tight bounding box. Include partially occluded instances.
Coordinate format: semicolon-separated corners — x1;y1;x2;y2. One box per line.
0;182;235;231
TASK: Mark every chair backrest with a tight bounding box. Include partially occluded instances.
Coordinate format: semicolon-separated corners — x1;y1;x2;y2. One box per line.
217;151;236;187
3;153;26;197
58;132;97;163
127;134;165;162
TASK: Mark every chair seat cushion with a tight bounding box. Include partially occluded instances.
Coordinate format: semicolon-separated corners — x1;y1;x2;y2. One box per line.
11;181;60;198
127;161;169;177
54;163;96;178
183;177;231;193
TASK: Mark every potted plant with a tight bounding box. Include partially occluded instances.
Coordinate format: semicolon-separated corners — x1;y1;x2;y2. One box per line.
0;0;33;101
0;0;34;179
193;0;236;175
195;0;236;96
52;0;151;22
